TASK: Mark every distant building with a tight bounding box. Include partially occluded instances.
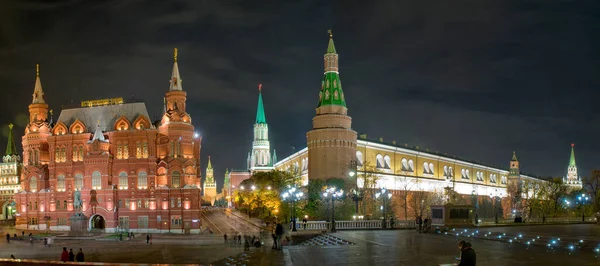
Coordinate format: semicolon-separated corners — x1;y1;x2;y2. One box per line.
202;156;217;205
15;50;203;233
0;124;21;220
564;144;582;190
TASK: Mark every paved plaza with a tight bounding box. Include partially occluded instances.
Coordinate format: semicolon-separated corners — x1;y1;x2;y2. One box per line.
1;222;599;265
284;224;600;266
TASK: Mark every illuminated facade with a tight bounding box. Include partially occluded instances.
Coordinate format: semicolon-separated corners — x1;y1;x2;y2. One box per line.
203;157;217;205
15;50;204;233
564;144;582;189
0;124;21;220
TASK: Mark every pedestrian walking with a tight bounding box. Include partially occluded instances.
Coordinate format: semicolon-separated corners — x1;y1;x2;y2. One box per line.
275;222;284;250
237;234;241;245
60;247;69;262
5;233;10;243
10;255;15;259
417;215;423;233
44;238;48;247
223;233;228;244
76;248;84;262
302;218;307;230
68;249;75;261
21;231;24;238
146;234;150;244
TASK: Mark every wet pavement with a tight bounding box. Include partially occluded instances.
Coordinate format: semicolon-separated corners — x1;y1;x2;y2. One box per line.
284;224;600;266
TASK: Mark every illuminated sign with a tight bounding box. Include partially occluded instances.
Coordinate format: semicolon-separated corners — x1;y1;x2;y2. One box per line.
81;97;124;107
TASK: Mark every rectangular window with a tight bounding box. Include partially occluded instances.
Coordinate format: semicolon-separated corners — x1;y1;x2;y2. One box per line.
138;216;148;229
144;199;149;209
64;200;67;209
177;198;181;208
28;217;38;225
57;217;67;226
118;216;130;229
136;142;142;159
170;216;182;227
137;199;142;209
117;144;123;159
123;144;129;159
142;141;148;158
170;198;174;208
125;199;130;208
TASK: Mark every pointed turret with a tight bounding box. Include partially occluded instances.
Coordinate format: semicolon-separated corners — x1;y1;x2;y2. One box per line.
272;149;277;165
256;84;267;124
569;143;576;166
90;122;106;142
5;123;17;156
32;64;45;104
207;156;213;170
169;48;183;91
318;30;346;107
511;151;518;161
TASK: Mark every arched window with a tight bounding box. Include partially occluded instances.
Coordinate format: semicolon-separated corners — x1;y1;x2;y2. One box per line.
57;175;65;191
429;163;434;175
92;171;102;189
408;159;414;172
423;162;430;174
356;151;363;167
75;173;83;190
376;154;384;169
30;176;37;192
461;169;467;179
172;171;180;188
118;172;128;190
383;155;391;169
449;167;453;177
401;158;409;171
443;166;448;177
138;171;148;189
501;176;507;184
466;169;470;179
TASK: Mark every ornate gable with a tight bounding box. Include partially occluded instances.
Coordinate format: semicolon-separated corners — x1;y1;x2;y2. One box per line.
114;115;131;131
133;115;151;130
69;119;86;134
53;121;68;136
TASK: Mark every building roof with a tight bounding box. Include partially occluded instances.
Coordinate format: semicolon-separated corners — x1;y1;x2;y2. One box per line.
569;144;576;167
5;124;17;156
169;48;183;91
327;30;337;54
57;102;151;132
256;84;267;124
318;33;346;108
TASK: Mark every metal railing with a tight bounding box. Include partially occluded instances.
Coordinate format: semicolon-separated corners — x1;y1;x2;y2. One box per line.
477;216;596;225
294;220;416;231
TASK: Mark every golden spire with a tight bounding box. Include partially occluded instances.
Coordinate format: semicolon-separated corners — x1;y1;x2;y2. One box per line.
328;29;333;38
174;48;178;62
36;64;40;77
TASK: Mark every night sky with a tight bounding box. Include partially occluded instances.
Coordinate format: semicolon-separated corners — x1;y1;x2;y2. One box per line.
1;0;600;190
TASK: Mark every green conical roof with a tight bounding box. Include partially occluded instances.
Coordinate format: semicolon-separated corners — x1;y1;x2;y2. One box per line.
207;156;213;170
511;151;518;161
317;33;346;108
327;35;337;54
255;85;267;124
569;144;576;167
5;123;16;156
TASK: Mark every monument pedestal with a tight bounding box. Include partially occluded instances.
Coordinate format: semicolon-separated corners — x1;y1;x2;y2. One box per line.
69;213;88;236
430;204;474;227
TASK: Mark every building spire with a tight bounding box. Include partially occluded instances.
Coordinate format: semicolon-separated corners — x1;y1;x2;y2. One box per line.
90;121;106;142
169;48;183;91
318;30;346;108
511;151;518;161
569;143;576;167
255;84;267;124
207;156;212;170
5;123;17;156
32;64;45;104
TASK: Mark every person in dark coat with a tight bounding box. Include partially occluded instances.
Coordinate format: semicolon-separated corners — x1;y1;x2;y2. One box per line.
457;242;476;266
5;233;9;243
76;248;84;262
60;247;69;262
275;223;284;250
68;248;75;261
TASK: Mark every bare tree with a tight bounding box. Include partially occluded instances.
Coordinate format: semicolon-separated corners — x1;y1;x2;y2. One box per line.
584;170;600;213
395;175;416;220
357;161;381;219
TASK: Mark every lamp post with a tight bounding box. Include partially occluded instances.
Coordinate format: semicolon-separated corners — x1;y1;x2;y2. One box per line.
376;187;392;229
323;187;344;232
576;193;589;222
349;160;362;216
282;187;303;232
489;189;502;224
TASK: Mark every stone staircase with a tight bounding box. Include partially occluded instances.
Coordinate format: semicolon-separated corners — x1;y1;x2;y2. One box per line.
298;234;354;246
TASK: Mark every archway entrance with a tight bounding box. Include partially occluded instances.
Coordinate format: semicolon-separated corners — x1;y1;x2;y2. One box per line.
1;201;15;220
89;214;105;231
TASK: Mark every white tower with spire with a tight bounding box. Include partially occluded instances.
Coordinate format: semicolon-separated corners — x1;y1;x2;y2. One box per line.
203;156;217;205
249;84;275;172
564;144;582;190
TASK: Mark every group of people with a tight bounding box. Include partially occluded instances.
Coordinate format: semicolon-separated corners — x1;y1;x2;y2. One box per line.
60;247;85;262
5;231;38;245
271;222;284;250
223;232;262;250
415;216;432;233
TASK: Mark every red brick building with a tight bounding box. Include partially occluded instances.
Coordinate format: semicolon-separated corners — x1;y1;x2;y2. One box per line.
15;50;204;233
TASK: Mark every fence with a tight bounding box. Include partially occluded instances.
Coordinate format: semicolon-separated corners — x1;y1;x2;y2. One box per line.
296;219;416;231
477;216;596;226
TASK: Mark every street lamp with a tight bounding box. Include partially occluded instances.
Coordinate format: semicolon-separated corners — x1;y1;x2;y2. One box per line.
489;189;502;224
375;187;392;228
576;193;589;222
323;187;344;232
282;187;303;232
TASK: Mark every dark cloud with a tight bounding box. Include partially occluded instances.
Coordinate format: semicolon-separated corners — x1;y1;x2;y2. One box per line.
1;0;599;190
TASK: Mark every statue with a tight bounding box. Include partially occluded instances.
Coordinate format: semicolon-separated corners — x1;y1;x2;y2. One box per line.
74;190;82;214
